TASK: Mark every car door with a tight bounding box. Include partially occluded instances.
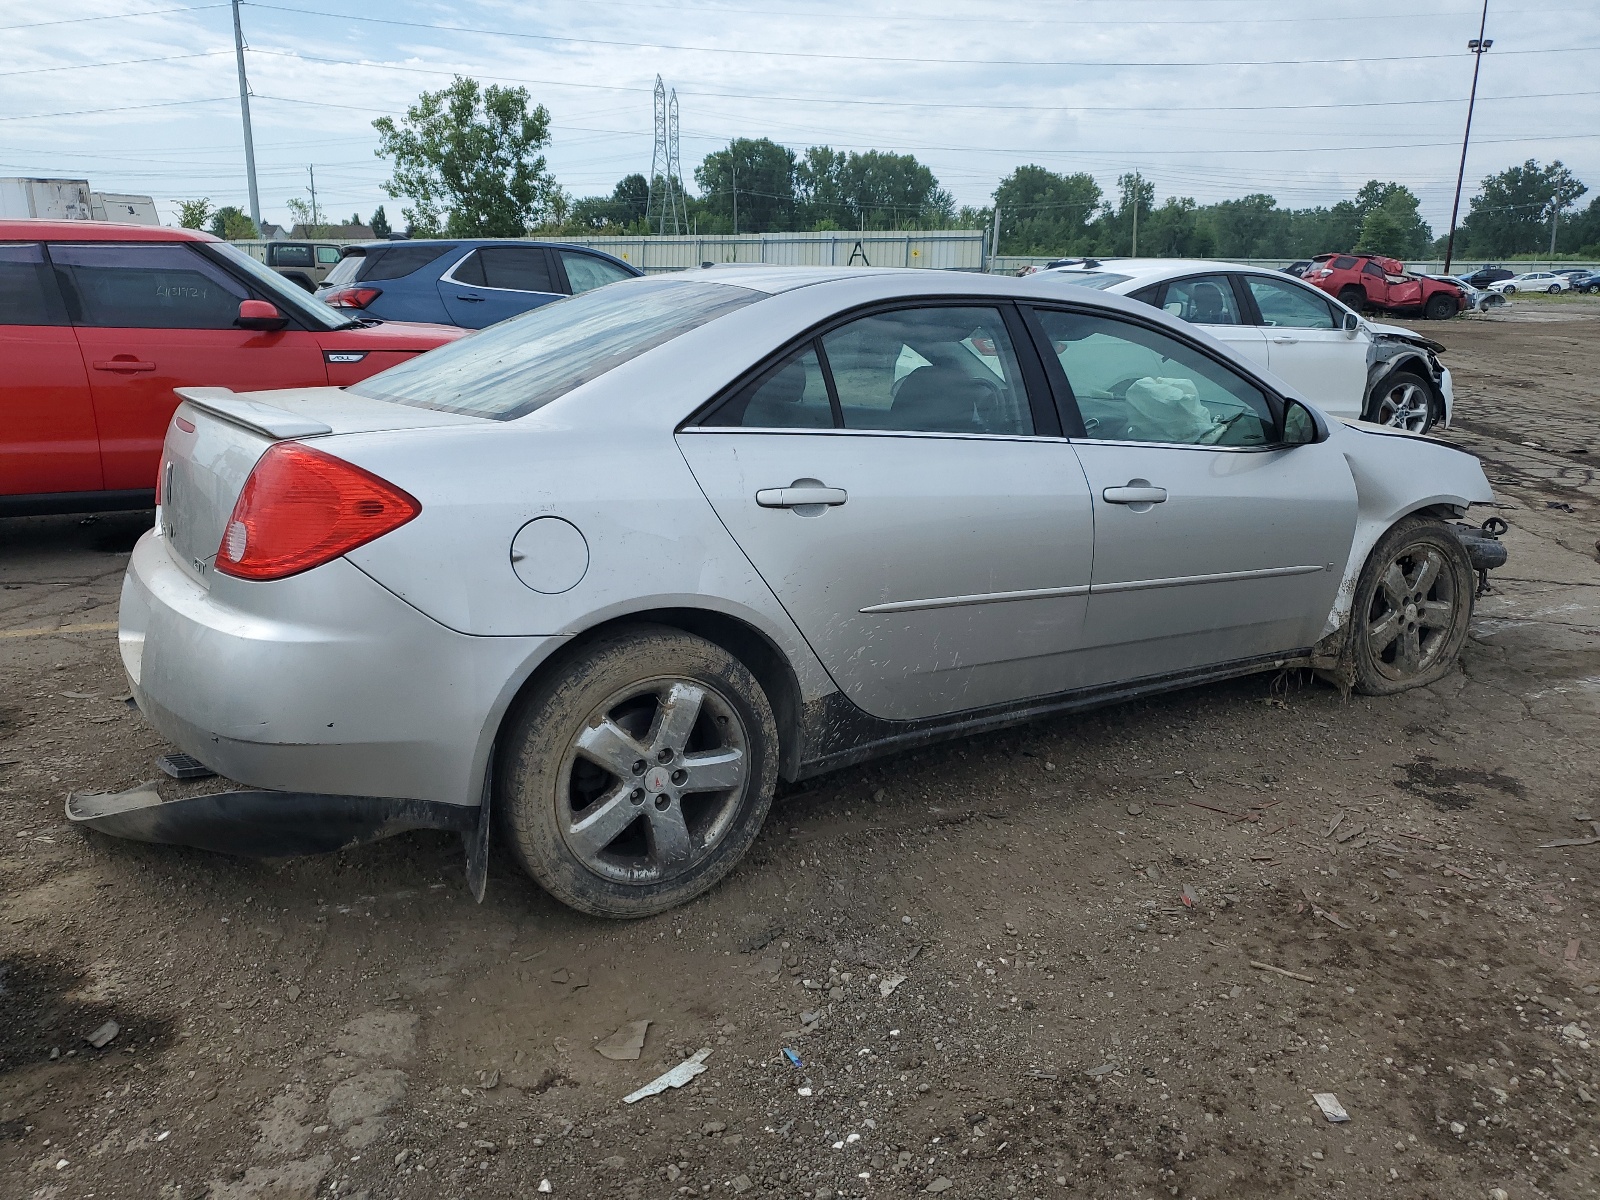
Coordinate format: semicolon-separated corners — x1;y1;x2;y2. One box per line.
1240;273;1369;420
1028;305;1357;683
677;303;1097;721
52;241;327;492
438;245;562;327
0;242;103;498
1151;273;1270;371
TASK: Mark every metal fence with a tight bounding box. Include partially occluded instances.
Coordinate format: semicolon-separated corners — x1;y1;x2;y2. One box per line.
556;230;987;272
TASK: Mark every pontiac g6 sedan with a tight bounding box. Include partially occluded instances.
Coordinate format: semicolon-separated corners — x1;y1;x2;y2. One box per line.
110;267;1502;916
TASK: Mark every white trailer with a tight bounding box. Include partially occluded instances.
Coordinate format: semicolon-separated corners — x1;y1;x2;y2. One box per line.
0;177;94;221
90;192;159;225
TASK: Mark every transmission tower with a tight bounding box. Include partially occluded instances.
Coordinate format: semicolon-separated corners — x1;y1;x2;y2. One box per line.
645;76;685;234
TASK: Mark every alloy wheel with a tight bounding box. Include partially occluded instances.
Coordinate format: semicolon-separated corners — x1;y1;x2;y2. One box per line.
1373;379;1431;432
1364;543;1460;684
558;677;749;886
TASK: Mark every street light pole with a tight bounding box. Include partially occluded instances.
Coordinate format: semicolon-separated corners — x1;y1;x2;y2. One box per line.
1442;0;1492;276
231;0;261;230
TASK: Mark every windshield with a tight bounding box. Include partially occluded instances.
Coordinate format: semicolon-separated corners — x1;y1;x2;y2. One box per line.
1046;271;1133;290
349;276;763;420
204;241;354;331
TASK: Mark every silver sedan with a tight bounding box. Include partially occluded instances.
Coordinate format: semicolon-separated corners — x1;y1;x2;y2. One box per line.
106;267;1503;916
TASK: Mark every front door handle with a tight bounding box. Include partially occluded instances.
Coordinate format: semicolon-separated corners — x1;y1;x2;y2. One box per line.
1271;335;1299;344
756;485;848;509
1103;485;1167;505
92;359;156;372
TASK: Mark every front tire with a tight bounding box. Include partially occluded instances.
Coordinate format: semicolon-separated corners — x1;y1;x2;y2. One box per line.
1547;284;1561;294
1424;293;1457;321
498;625;779;918
1349;516;1475;696
1366;368;1435;433
1502;284;1517;295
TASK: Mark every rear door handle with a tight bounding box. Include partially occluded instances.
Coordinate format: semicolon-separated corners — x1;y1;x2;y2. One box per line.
92;359;156;372
756;485;848;508
454;293;486;302
1271;335;1299;344
1102;485;1167;505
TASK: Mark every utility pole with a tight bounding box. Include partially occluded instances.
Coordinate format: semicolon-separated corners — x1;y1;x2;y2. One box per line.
1549;206;1559;257
231;0;260;230
731;161;738;236
1131;198;1139;257
991;204;1001;269
307;165;319;230
1443;0;1492;275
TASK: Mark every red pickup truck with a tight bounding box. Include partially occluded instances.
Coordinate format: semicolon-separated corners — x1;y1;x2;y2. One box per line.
1;220;463;516
1303;253;1466;321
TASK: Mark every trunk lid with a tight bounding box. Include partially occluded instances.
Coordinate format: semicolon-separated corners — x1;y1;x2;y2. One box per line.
160;386;483;588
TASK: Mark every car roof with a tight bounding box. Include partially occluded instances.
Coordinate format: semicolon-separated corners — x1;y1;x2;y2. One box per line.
343;237;626;252
0;219;216;242
1039;258;1298;284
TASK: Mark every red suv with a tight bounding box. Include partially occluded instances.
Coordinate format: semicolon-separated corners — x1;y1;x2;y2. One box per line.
1;220;464;515
1303;253;1465;321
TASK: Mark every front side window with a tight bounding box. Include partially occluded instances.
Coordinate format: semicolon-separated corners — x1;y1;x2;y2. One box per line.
823;306;1034;435
0;243;67;326
1160;275;1242;326
1033;309;1272;447
51;243;248;329
561;251;634;295
351;277;761;420
1245;275;1337;329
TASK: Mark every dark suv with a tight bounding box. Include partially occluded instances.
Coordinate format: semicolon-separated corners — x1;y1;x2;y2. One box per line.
316;239;641;328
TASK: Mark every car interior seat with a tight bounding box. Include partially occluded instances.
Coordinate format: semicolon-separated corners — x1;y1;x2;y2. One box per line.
889;366;989;432
741;358;829;427
1188;282;1231;324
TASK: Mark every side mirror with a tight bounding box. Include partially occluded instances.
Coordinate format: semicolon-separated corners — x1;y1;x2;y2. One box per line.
236;300;287;332
1342;311;1360;334
1282;399;1320;446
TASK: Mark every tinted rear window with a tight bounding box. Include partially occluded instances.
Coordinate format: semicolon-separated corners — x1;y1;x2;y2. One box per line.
357;244;458;281
0;243;67;326
350;277;762;420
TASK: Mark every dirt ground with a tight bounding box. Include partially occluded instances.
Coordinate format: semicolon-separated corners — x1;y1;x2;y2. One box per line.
3;298;1599;1200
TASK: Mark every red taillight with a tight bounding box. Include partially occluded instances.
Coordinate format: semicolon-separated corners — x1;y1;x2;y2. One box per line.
323;285;382;308
214;442;420;581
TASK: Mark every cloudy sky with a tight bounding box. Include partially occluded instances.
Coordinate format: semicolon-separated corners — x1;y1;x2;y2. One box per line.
3;0;1597;233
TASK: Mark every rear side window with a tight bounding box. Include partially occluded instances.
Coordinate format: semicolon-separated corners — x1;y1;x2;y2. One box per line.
560;251;635;294
358;244;457;281
51;242;248;329
451;246;557;293
0;243;67;326
1159;275;1242;325
351;277;762;420
701;344;835;429
1332;256;1358;270
316;245;341;264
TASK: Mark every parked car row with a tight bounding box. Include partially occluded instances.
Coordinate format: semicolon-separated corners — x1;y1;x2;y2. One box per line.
0;220;463;514
1039;259;1453;432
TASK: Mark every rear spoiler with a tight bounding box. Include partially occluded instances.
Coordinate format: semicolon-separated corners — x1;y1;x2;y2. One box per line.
174;387;333;440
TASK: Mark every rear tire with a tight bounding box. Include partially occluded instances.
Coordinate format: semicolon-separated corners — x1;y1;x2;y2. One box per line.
498;625;778;918
1349;516;1474;696
1424;293;1457;321
1365;367;1435;433
1338;286;1367;312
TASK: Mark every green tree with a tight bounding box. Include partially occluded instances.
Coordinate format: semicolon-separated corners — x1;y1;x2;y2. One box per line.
1200;193;1292;258
993;166;1102;255
569;173;651;232
176;198;213;230
1096;172;1154;255
1353;184;1431;260
285;197;328;236
694;138;796;233
795;148;953;230
1565;194;1600;256
373;76;562;237
207;206;257;240
369;204;391;238
1141;197;1213;258
1459;159;1588;256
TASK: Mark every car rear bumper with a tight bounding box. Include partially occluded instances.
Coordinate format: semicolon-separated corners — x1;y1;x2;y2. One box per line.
119;529;556;807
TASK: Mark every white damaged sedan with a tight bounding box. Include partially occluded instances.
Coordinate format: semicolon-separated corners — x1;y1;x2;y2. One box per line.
98;267;1506;916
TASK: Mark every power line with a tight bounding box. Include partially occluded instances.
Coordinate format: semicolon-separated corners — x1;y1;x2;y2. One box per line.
239;4;1600;69
0;51;231;77
0;4;227;30
233;47;1600;117
0;96;234;123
